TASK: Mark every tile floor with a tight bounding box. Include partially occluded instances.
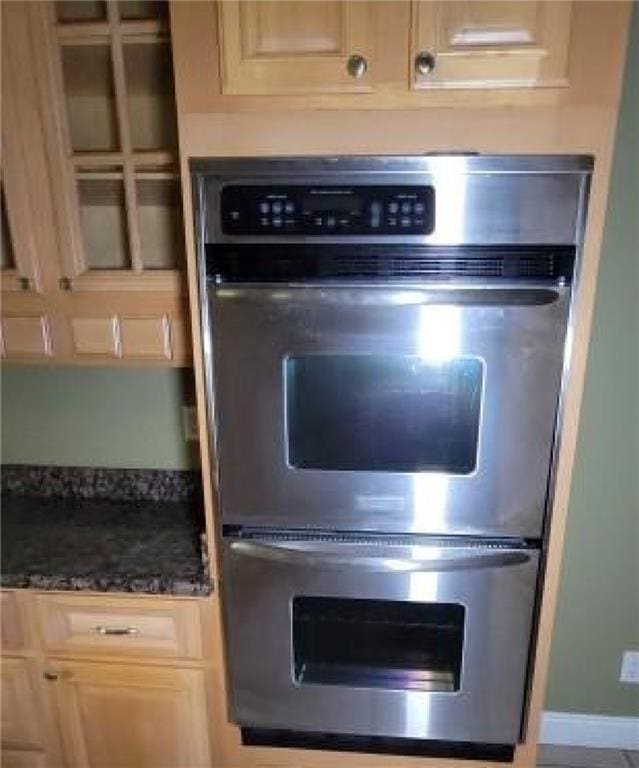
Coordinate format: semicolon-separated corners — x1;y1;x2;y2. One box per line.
537;746;638;768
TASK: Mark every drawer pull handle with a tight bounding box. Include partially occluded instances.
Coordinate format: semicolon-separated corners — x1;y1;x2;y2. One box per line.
93;625;139;636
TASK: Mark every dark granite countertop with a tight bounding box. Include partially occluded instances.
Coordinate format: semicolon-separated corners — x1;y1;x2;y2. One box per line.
1;467;210;596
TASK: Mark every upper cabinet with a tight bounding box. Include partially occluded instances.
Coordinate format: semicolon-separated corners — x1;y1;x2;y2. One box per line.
42;0;183;291
218;1;375;95
211;0;573;102
411;1;572;90
1;1;190;366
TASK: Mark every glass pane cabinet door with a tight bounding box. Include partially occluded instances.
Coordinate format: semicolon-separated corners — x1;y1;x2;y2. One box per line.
123;43;178;152
78;179;130;269
61;45;119;152
56;2;107;23
34;0;190;363
137;179;183;270
49;0;183;287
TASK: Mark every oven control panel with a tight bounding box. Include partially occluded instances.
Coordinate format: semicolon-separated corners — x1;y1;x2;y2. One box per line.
220;185;435;236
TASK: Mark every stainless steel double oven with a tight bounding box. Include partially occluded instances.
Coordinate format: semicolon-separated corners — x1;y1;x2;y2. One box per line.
193;155;591;760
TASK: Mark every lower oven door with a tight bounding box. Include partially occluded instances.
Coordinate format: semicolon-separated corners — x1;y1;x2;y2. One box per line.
223;535;540;746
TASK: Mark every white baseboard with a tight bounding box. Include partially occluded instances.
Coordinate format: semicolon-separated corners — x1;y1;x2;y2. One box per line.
540;711;639;750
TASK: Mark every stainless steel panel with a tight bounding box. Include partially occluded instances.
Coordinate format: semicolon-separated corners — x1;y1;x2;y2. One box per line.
193;155;591;246
223;536;540;744
212;283;570;537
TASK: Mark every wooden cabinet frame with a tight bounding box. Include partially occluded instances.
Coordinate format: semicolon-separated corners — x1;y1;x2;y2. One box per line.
169;1;633;766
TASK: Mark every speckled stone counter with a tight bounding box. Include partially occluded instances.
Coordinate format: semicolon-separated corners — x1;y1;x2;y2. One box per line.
1;466;210;596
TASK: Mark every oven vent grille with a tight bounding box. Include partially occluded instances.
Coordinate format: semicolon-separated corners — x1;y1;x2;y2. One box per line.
323;255;556;280
207;245;575;284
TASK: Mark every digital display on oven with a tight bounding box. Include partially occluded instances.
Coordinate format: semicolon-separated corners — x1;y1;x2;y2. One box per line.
303;192;363;215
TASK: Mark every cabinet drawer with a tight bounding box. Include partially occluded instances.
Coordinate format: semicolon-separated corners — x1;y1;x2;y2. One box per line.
36;595;203;660
1;591;28;652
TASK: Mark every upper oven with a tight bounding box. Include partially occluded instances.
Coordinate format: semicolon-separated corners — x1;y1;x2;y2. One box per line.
194;156;591;540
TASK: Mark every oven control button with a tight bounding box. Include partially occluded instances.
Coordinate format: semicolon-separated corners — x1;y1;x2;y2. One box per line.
285;201;295;214
272;217;282;227
401;201;412;214
314;217;323;227
260;217;269;226
387;217;398;227
414;201;425;215
271;201;283;214
388;201;399;214
259;201;270;214
400;216;412;228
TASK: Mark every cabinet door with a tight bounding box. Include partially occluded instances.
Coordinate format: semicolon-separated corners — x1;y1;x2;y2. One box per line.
48;662;210;768
24;2;190;364
411;1;572;90
218;1;374;95
1;658;44;751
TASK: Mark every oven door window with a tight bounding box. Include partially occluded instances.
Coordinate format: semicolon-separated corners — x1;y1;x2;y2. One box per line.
293;597;464;692
285;355;483;474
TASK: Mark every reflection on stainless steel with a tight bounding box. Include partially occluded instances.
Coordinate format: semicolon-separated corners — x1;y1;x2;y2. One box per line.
193;155;592;752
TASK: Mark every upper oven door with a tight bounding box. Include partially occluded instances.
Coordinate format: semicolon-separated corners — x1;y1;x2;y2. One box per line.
211;280;570;538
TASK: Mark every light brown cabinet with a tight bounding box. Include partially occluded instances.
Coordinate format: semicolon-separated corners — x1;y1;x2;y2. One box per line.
0;590;215;768
214;0;573;99
1;658;46;752
218;1;375;96
49;661;211;768
1;0;190;366
410;1;572;90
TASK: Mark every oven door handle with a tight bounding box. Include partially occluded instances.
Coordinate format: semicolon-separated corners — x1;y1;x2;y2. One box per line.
216;284;568;308
228;540;533;572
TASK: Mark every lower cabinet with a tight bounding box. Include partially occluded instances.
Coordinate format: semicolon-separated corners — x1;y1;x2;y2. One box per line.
46;661;211;768
1;657;49;768
1;658;46;751
1;591;214;768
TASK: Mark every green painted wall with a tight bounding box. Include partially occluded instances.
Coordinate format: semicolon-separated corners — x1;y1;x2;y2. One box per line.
545;5;639;717
1;9;637;718
1;368;197;470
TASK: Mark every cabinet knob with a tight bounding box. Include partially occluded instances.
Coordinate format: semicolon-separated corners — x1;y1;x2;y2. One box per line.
43;671;59;681
19;277;31;292
415;51;436;76
346;54;368;79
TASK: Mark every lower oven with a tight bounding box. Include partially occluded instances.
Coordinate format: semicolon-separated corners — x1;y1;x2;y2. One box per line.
222;533;540;750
